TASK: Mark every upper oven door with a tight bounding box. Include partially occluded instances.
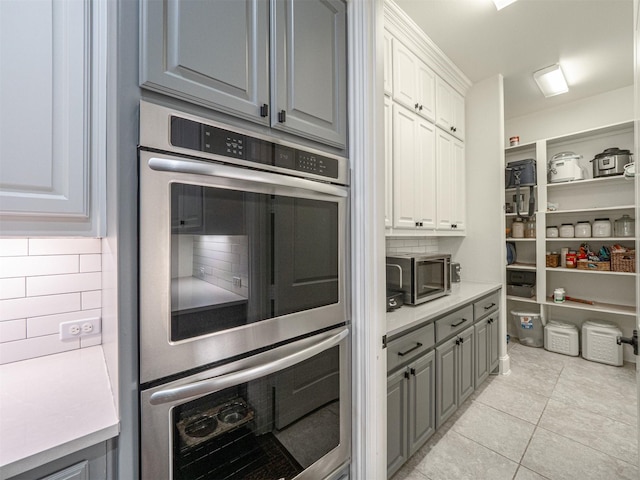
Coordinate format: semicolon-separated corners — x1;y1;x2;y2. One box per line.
139;150;349;384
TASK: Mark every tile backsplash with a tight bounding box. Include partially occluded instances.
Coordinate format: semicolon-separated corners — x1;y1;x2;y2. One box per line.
386;236;440;255
0;238;102;365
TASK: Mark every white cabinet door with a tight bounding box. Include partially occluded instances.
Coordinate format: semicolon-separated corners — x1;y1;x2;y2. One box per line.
0;0;104;236
392;40;418;111
393;105;420;229
436;78;465;141
384;96;393;228
392;104;436;230
383;29;393;95
416;61;436;123
436;129;465;232
415;119;437;229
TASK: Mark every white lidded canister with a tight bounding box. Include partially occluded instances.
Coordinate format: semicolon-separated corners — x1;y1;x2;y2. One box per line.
559;223;575;238
592;218;612;238
574;221;591;238
544;320;579;356
582;320;623;366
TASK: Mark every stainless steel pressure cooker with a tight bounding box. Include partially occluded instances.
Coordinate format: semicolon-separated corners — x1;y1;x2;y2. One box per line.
590;147;633;178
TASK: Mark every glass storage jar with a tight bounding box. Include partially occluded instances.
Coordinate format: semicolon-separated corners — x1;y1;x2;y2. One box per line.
524;218;536;238
575;221;591;238
592;218;612;238
546;225;559;238
614;215;635;237
512;218;524;238
559;223;574;238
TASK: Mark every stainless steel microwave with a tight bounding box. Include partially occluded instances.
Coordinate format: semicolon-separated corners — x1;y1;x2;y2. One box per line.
386;253;452;305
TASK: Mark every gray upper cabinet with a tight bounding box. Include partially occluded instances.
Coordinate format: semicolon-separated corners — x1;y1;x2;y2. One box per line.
0;0;105;236
140;0;347;149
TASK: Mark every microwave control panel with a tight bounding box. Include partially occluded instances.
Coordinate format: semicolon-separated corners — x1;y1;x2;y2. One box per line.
169;116;339;179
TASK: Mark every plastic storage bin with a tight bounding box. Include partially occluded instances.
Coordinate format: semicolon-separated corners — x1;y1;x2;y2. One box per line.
544;321;579;356
582;320;623;366
511;311;544;347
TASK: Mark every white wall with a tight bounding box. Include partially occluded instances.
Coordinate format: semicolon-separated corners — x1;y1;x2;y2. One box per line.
505;85;634;145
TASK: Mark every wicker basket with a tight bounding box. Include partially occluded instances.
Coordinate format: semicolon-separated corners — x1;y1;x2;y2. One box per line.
576;260;610;271
611;250;636;273
546;254;560;268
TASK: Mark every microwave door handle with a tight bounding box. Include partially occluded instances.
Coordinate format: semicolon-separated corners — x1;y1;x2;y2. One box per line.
149;328;348;406
148;157;348;198
386;264;403;288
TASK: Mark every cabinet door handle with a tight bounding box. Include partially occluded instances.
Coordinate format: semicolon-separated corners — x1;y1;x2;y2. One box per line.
459;337;464;344
260;104;269;117
451;318;468;327
410;368;416;376
415;103;419;109
404;370;410;379
398;342;423;357
419;105;423;111
484;303;496;310
278;110;286;123
455;339;460;346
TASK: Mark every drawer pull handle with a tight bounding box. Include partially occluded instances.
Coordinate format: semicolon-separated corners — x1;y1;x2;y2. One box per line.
484;303;496;310
451;318;468;327
398;342;423;357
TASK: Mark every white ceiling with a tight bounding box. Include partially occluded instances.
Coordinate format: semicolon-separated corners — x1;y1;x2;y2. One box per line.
393;0;634;119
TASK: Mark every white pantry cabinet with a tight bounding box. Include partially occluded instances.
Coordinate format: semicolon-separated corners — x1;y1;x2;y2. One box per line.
140;0;347;150
384;0;471;237
436;77;465;141
436;130;466;232
392;104;437;231
392;39;436;123
0;0;106;236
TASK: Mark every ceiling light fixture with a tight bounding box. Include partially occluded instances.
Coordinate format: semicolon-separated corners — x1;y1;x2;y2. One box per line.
533;64;569;97
492;0;518;11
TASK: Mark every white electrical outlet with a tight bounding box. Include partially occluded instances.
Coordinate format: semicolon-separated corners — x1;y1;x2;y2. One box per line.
59;317;101;340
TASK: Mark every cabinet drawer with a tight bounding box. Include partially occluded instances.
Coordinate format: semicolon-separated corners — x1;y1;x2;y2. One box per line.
473;291;500;321
387;323;435;373
435;305;473;343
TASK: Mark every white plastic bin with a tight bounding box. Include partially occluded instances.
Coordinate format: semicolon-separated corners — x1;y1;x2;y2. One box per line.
511;311;544;347
544;320;579;356
582;320;623;366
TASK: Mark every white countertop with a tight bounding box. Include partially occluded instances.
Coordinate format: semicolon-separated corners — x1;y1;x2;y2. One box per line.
0;346;119;479
171;276;247;312
387;281;502;338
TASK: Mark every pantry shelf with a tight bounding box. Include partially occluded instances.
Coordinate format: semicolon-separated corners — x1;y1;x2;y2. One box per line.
506;238;536;242
545;237;636;242
506;263;536;271
543;299;636;317
546;176;630;190
545;267;636;277
506;295;537;304
546;205;635;215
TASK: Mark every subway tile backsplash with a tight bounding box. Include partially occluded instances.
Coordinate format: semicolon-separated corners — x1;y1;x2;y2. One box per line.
386;236;440;255
0;238;102;365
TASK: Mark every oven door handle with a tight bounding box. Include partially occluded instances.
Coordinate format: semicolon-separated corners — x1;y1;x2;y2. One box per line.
149;328;348;405
148;157;348;198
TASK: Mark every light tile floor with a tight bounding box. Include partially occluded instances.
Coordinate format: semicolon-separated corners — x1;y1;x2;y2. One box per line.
391;340;638;480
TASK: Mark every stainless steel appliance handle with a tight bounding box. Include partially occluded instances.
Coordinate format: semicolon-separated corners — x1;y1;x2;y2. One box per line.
149;328;348;405
148;157;348;198
386;264;403;288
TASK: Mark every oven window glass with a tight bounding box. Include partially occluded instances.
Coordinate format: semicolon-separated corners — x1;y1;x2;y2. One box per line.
171;346;341;479
170;183;339;341
416;260;445;299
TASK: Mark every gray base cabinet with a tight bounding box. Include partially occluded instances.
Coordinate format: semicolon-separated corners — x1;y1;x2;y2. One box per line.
140;0;347;149
387;350;436;478
435;325;474;428
474;314;500;387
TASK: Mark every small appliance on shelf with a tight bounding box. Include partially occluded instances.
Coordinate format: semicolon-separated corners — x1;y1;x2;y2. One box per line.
548;151;585;183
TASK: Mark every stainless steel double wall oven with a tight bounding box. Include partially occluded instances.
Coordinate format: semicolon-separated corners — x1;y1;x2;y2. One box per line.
138;101;350;480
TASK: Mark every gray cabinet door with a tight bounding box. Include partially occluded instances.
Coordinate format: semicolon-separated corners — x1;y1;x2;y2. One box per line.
489;315;500;372
474;318;489;387
272;0;347;148
458;326;475;404
408;350;435;456
435;337;457;428
140;0;270;124
387;368;409;478
0;0;104;236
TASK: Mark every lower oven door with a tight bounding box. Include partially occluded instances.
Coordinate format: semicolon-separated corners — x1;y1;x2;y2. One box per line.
140;327;350;480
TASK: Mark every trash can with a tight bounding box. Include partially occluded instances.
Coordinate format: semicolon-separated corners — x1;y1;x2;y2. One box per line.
510;311;544;347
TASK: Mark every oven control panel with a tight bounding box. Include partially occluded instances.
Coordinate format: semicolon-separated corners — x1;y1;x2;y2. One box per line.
170;116;339;179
